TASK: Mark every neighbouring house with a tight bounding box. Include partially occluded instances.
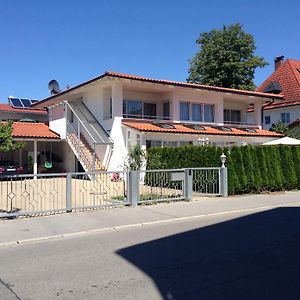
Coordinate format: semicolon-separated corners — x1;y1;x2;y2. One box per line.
248;56;300;130
0;97;48;123
31;71;282;173
0;97;66;174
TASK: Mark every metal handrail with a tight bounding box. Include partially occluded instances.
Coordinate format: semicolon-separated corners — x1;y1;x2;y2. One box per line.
66;120;94;170
65;101;97;145
80;102;113;144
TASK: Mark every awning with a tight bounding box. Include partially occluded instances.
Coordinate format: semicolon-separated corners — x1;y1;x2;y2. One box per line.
262;136;300;145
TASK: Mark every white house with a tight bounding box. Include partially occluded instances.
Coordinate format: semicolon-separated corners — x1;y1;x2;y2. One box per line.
32;71;282;172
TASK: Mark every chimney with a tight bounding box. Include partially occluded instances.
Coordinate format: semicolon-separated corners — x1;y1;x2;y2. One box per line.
274;56;285;70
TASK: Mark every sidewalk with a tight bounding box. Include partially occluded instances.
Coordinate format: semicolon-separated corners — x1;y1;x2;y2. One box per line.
0;191;299;246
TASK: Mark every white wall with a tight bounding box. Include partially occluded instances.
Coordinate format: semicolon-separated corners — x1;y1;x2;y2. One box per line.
263;106;300;130
49;104;66;138
106;117;127;171
82;87;103;122
142;132;278;147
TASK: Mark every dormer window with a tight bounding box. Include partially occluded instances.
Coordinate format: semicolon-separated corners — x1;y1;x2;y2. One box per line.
213;126;232;132
184;124;206;131
263;81;282;94
240;128;257;133
154;122;175;129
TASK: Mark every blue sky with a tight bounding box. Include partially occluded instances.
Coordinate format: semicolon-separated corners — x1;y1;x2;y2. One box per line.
0;0;299;103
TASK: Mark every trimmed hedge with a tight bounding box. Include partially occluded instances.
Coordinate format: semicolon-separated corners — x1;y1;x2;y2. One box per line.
147;145;300;195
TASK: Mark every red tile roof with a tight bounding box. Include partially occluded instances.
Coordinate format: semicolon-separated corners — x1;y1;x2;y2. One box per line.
289;118;300;128
247;99;300;112
0;103;47;114
263;99;300;110
257;59;300;101
122;120;283;138
33;71;283;109
1;122;60;139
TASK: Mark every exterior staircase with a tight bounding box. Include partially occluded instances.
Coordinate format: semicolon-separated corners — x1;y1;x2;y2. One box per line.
67;132;105;171
65;101;113;172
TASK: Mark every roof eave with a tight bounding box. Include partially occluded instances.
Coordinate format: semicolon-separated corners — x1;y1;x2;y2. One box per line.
33;72;284;109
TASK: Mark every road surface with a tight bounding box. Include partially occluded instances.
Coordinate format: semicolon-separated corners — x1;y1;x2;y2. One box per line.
0;206;300;299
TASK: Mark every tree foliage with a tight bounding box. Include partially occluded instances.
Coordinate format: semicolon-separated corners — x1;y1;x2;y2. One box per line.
270;121;300;139
0;121;24;152
187;23;268;90
123;144;146;171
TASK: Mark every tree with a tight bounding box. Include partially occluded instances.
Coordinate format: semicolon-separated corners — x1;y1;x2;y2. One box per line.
187;23;268;90
0;121;24;152
123;144;146;171
270;121;299;138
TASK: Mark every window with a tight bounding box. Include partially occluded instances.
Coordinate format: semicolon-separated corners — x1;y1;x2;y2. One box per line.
163;102;170;119
204;104;215;122
184;124;206;131
163;141;177;147
179;141;193;146
144;103;156;119
192;103;202;121
224;109;241;124
281;112;290;124
109;98;112;119
240;128;257;133
180;102;190;120
154;122;175;129
180;102;215;122
146;140;162;150
265;115;271;124
213;126;232;132
123;100;142;118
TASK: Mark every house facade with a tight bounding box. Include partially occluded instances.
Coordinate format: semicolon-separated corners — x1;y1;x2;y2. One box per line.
248;57;300;130
32;71;282;172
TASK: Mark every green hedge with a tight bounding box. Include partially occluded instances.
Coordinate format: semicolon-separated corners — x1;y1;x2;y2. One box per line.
147;145;300;195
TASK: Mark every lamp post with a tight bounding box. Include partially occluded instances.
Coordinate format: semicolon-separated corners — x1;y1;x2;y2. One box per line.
198;137;204;146
220;153;228;197
220;153;226;168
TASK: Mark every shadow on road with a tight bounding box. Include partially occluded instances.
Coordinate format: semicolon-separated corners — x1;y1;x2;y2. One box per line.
117;208;300;299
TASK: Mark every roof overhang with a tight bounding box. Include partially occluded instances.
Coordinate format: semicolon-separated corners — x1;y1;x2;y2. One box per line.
122;120;283;138
1;122;60;139
33;71;284;109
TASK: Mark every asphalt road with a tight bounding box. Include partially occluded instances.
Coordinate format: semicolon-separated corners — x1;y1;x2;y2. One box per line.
1;206;300;300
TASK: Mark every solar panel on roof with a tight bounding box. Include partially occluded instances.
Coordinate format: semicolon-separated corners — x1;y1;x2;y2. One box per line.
8;97;40;108
10;98;23;108
21;99;31;107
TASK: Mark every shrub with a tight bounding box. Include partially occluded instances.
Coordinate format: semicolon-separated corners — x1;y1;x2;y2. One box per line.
146;144;300;195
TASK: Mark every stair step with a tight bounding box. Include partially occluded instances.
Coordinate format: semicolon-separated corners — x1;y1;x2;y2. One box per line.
67;134;106;171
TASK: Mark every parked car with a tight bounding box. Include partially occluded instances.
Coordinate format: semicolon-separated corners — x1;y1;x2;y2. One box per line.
0;161;25;176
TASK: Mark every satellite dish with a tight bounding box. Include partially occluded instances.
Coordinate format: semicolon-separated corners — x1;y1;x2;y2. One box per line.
48;80;61;95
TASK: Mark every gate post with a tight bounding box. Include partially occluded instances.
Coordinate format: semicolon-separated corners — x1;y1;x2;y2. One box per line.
128;171;140;207
184;169;193;201
66;173;72;212
220;167;228;197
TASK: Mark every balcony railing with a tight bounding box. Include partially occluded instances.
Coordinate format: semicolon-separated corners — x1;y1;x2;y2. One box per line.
223;121;258;128
122;114;171;120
